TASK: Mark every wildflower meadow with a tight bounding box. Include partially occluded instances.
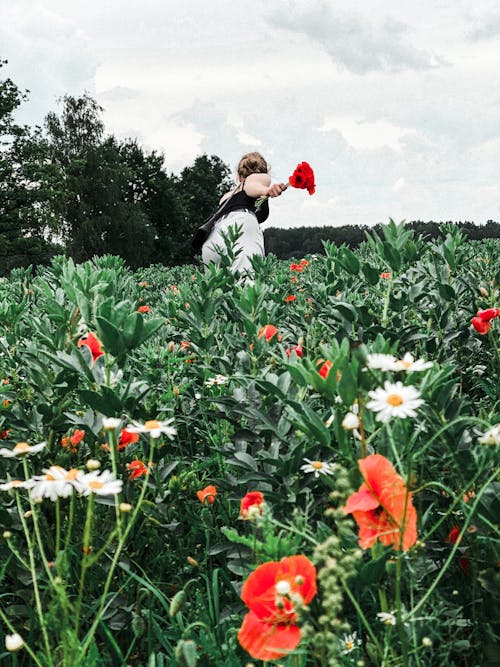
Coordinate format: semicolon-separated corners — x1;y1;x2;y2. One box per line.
0;221;498;666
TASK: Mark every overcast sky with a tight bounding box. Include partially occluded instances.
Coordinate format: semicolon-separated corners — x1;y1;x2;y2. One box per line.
2;0;500;229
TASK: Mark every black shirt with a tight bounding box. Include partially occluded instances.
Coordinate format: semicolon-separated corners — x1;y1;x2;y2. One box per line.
213;184;270;225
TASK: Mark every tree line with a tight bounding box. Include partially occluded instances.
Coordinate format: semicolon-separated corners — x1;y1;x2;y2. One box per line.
0;60;231;275
264;219;500;259
1;60;499;275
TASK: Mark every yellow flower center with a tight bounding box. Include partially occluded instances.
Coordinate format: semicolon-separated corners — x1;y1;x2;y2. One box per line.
66;469;79;481
11;480;24;487
89;481;104;490
387;394;404;406
311;461;324;470
14;442;30;454
400;360;412;368
144;420;160;430
345;641;353;650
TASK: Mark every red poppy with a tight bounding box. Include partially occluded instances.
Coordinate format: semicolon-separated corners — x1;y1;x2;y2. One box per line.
343;454;417;551
299;259;309;266
258;324;279;342
317;359;333;379
62;429;85;453
286;345;303;358
290;263;305;272
379;272;391;279
137;305;150;313
138;281;149;287
447;526;461;544
471;317;490;334
237;555;317;661
476;307;499;321
118;429;140;450
446;526;471;574
127;459;149;479
78;332;104;361
180;340;191;350
240;491;265;519
288;162;315;196
0;428;11;439
197;485;217;504
284;295;296;303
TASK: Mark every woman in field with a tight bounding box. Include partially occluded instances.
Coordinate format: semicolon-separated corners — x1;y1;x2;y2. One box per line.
201;152;287;277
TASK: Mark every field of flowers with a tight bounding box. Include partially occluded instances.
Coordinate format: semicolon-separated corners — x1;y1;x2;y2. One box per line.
0;221;498;667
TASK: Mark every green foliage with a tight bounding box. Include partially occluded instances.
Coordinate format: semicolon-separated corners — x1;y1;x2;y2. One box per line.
0;218;499;665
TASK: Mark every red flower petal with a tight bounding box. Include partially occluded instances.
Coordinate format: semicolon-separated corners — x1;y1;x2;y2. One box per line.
477;307;499;321
343;484;380;513
238;610;301;662
471;317;490;334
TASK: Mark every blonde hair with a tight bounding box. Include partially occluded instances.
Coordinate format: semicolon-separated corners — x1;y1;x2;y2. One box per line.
237;152;269;179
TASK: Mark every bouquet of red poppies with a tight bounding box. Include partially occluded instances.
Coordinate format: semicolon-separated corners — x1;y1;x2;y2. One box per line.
255;161;315;211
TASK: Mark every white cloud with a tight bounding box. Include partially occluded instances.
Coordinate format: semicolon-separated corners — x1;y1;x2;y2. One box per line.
267;1;442;74
0;1;97;126
319;117;417;151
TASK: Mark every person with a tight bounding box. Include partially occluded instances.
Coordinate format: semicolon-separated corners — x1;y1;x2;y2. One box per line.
201;152;286;277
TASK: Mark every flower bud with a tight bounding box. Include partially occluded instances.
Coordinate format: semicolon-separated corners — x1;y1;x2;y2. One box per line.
23;510;32;519
5;633;24;652
86;459;100;471
342;412;360;430
169;590;186;616
422;637;433;647
2;530;12;539
119;502;132;513
187;556;199;567
167;341;175;353
479;286;488;297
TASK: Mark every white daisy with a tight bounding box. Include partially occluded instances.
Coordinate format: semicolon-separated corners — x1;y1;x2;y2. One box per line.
340;631;362;654
366;382;424;423
0;441;47;458
102;417;121;431
342;412;360;430
366;353;398;371
0;479;33;491
126;418;177;440
393;353;433;372
377;611;397;625
478;424;500;446
204;374;229;387
77;470;123;496
29;466;78;501
300;459;336;478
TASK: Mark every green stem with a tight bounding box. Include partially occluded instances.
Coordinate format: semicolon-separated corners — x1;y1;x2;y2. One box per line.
341;577;383;658
15;494;54;665
80;436;157;656
0;605;45;667
55;498;61;555
74;494;94;638
107;427;123;538
381;277;393;327
22;460;55;584
407;467;498;620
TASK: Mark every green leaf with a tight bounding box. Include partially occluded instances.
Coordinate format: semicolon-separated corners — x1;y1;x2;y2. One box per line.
338;364;357;405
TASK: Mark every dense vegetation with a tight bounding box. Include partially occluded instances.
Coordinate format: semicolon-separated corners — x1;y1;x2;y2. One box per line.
0;222;498;665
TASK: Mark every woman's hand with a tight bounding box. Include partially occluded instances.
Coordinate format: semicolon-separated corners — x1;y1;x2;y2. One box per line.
267;182;288;198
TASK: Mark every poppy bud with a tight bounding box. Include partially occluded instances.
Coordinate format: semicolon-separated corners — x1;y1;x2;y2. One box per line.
169;590;186;616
